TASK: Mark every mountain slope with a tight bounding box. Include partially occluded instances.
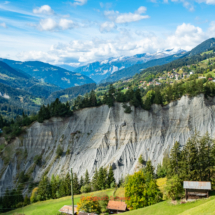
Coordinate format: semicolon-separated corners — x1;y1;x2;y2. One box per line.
0;61;61;98
0;82;42;112
1;59;95;89
73;48;185;83
46;83;97;103
101;52;185;83
184;37;215;57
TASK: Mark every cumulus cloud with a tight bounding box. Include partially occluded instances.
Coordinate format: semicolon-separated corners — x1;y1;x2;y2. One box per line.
104;6;149;24
0;23;7;28
33;5;54;15
17;22;215;67
70;0;87;6
100;22;116;32
37;18;78;31
38;18;57;31
59;19;77;30
167;23;207;50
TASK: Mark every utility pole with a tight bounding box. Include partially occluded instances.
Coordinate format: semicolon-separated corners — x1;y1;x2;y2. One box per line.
71;168;74;215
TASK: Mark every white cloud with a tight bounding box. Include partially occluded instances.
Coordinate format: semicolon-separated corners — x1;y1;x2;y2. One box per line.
33;5;54;15
170;0;194;11
100;22;116;32
70;0;87;6
104;6;149;24
17;22;215;67
135;6;147;14
38;18;57;31
59;19;77;30
4;1;10;4
37;18;77;31
167;23;207;50
115;14;149;24
0;23;7;28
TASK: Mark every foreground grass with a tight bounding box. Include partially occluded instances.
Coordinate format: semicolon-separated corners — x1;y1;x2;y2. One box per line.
2;189;114;215
124;194;215;215
179;198;215;215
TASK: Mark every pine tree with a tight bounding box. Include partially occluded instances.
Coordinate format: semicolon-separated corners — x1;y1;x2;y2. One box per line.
89;90;97;107
64;173;71;196
73;173;80;194
84;170;90;185
183;137;198;181
103;168;108;189
107;166;115;188
91;168;99;191
98;167;104;190
80;176;84;188
143;160;155;182
51;175;58;199
169;141;181;176
37;176;51;200
59;178;66;197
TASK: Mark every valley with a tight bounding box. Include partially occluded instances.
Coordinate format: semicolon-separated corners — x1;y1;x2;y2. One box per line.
1;38;215;215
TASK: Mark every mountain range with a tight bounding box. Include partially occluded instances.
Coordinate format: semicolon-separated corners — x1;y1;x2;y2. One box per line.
0;38;215;117
73;48;186;83
0;59;95;89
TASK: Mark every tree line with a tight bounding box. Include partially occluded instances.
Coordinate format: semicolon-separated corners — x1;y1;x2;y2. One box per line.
0;166;116;213
157;131;215;200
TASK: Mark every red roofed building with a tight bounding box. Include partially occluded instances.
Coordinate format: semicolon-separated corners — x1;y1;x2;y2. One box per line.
107;201;129;214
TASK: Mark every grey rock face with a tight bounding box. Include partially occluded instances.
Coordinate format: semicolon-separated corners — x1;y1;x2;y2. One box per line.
0;94;215;195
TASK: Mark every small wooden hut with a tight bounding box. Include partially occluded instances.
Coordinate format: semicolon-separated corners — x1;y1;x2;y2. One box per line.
183;181;211;200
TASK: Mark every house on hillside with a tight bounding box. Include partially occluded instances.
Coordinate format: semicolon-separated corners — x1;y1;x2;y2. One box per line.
59;205;78;215
183;181;211;200
107;201;129;214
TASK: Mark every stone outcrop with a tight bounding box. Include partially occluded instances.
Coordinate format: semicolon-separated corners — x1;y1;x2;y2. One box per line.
1;94;215;194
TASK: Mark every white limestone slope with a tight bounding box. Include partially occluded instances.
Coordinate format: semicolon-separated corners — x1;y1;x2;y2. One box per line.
1;94;215;194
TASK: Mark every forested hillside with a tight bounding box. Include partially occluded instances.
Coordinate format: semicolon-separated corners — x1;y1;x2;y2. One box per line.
0;61;61;98
46;83;97;103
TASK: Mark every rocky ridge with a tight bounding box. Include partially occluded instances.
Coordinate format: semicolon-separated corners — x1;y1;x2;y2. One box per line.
0;94;215;195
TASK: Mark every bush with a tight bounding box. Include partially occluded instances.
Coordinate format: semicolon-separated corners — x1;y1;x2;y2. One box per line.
34;155;42;166
110;182;116;188
138;155;144;165
77;196;100;214
56;145;63;157
123;104;132;114
80;184;91;193
164;175;184;200
30;187;38;203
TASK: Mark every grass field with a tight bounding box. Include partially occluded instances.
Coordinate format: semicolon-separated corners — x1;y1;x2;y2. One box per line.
3;179;215;215
2;189;114;215
124;194;215;215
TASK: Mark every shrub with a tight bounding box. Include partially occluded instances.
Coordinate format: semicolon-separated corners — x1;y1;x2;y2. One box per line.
123;104;132;114
56;145;63;157
34;155;42;166
77;196;100;214
80;184;91;193
164;175;184;200
30;187;38;203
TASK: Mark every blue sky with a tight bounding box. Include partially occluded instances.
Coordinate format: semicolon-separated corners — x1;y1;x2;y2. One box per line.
0;0;215;67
